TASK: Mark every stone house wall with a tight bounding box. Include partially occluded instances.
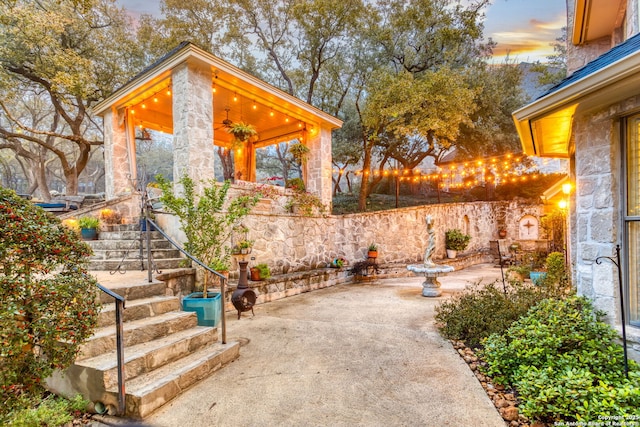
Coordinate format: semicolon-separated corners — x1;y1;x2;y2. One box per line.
571;94;640;357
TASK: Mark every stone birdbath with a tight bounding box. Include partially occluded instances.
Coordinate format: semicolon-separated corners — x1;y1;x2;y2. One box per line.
407;215;454;297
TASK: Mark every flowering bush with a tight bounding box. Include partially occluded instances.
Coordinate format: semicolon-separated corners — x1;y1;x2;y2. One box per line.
0;187;100;420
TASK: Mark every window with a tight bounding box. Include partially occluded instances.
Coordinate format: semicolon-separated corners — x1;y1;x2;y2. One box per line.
625;113;640;325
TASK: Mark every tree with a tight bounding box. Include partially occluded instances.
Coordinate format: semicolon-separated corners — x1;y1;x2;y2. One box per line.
353;0;494;210
531;26;568;88
456;60;526;158
139;0;519;213
139;0;362;109
0;0;144;199
331;102;363;195
0;187;99;420
156;175;260;273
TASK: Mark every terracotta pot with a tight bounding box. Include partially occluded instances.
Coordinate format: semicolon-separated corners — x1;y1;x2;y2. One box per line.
367;250;378;258
498;229;507;238
250;267;261;281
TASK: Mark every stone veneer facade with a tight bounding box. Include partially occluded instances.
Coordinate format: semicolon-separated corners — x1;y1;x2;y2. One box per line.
561;0;640;359
152;194;544;276
571;94;640;358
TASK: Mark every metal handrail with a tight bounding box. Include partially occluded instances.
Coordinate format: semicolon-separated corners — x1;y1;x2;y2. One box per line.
96;284;126;415
144;217;227;344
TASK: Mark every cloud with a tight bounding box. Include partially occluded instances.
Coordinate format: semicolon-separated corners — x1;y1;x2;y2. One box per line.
530;17;566;31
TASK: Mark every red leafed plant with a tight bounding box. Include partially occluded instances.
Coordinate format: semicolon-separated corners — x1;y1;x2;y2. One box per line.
0;187;100;419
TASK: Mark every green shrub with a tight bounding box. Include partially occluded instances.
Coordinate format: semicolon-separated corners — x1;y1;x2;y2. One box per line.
540;251;570;293
254;263;271;279
444;229;471;251
0;187;100;422
8;394;88;427
285;177;305;192
435;280;558;348
77;215;99;229
480;296;640;422
156;175;260;274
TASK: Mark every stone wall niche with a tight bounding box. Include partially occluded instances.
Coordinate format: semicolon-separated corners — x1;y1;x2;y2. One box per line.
518;214;539;240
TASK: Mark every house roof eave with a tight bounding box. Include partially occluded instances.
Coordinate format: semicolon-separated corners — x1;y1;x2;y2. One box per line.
93;42;343;129
513;48;640;157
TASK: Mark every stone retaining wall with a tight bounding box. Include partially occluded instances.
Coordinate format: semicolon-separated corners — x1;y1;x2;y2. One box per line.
226;199;542;276
157;250;497;316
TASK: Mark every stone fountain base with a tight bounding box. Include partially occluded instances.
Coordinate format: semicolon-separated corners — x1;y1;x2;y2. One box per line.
407;264;455;297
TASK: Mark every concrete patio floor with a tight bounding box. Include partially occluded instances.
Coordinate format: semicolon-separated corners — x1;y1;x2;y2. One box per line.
106;263;506;426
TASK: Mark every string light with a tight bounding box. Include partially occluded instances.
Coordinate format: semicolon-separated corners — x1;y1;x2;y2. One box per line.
333;153;543;189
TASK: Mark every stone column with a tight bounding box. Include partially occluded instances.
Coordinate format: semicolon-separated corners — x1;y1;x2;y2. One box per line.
103;108;134;199
171;62;215;192
233;141;251;182
305;126;333;209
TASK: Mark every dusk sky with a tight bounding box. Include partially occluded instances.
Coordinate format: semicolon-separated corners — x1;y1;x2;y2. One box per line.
116;0;567;64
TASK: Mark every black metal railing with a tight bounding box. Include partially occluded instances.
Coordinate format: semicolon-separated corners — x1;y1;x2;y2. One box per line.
96;283;126;415
144;216;227;344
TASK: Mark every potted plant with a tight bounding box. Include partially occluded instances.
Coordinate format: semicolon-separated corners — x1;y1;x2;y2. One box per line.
157;175;260;326
99;208;122;230
139;212;157;232
288;142;310;165
227;122;257;145
232;239;254;255
250;263;271;281
284;190;326;216
331;257;347;268
445;229;471;259
367;243;378;258
527;251;549;285
78;216;100;240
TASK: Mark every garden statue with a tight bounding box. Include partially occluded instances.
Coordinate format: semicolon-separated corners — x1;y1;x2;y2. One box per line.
424;215;436;267
407;215;454;297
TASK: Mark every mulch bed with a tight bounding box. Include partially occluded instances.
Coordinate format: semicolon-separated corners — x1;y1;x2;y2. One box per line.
451;340;546;427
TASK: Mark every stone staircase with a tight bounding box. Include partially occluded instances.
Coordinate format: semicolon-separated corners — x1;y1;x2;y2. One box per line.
48;274;240;418
86;223;184;271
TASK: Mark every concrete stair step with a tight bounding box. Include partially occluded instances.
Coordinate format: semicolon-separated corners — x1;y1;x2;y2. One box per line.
87;240;175;250
78;311;198;360
98;230;163;240
99;223;140;232
98;296;180;327
96;279;168;304
112;340;240;418
90;248;182;261
76;326;218;389
88;258;185;272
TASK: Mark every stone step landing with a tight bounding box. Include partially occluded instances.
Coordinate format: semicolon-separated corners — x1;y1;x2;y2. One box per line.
85;223;186;271
88;258;185;272
47;273;239;419
118;340;240;418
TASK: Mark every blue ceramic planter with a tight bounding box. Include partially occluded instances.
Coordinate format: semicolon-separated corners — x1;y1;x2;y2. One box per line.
182;292;221;327
529;271;547;285
80;228;98;240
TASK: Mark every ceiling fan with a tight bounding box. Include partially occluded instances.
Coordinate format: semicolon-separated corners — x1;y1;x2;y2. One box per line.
214;107;234;130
